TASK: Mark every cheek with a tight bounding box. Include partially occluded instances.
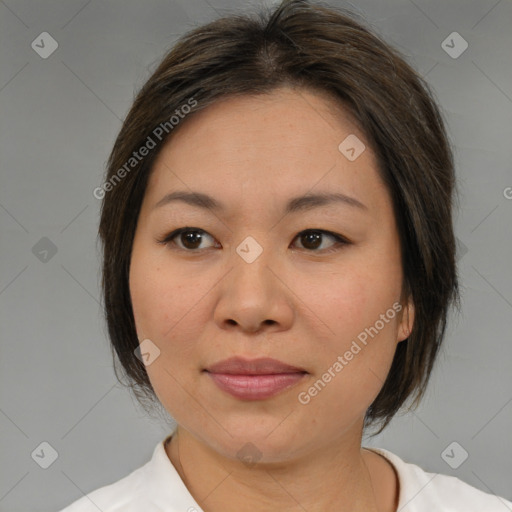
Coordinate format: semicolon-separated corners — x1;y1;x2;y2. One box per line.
296;260;401;342
129;249;214;368
129;257;163;339
292;254;402;399
129;253;206;411
129;246;184;337
296;275;400;425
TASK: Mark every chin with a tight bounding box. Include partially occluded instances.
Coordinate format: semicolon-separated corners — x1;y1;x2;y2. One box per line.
197;418;308;465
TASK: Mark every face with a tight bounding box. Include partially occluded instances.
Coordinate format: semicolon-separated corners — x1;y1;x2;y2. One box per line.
129;87;414;463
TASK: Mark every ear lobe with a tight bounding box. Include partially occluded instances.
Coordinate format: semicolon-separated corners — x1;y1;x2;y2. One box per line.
398;298;415;343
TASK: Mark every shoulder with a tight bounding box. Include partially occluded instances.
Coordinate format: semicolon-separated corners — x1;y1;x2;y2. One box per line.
58;434;201;512
368;447;512;512
58;462;148;512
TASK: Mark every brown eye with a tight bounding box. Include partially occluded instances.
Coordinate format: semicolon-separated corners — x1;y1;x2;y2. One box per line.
298;231;323;250
179;230;206;250
157;228;217;251
157;227;349;254
292;230;348;253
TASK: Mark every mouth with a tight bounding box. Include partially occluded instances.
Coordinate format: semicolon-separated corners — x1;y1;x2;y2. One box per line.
204;356;307;375
203;357;308;400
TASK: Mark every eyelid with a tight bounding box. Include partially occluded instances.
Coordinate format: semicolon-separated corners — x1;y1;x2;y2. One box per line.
156;227;351;253
156;227;218;251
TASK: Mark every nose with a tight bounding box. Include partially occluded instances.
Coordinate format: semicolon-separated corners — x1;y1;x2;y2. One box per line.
213;239;294;334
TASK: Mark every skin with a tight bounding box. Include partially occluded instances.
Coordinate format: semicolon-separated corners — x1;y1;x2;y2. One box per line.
129;86;415;512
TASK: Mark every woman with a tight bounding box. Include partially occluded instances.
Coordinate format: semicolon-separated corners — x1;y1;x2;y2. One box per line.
60;0;512;510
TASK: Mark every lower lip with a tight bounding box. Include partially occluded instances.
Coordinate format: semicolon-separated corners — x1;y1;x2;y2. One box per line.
206;372;307;400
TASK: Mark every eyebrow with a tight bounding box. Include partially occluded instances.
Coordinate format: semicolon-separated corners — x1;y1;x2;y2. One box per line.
153;190;368;215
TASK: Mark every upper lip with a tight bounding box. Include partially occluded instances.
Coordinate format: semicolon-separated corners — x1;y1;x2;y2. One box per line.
204;357;307;375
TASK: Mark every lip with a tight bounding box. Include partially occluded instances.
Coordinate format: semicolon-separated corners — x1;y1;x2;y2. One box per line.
205;356;306;375
204;357;308;401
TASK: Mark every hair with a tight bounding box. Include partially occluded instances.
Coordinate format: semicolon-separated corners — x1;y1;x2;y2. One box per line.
97;0;461;436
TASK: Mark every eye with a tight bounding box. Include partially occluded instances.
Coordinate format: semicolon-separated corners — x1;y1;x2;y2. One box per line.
156;227;350;253
156;227;218;251
292;229;349;253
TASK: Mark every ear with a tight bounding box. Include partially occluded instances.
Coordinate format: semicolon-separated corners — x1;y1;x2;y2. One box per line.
397;296;415;343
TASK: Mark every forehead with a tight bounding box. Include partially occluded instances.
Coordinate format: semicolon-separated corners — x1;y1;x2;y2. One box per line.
143;87;388;218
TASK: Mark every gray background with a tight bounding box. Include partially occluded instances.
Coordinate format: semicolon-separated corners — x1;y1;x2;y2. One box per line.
1;0;511;510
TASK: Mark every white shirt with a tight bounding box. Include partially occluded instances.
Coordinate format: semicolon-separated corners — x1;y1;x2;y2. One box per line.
59;433;512;512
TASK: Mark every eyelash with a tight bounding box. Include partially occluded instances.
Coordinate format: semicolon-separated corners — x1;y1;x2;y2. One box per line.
156;227;351;254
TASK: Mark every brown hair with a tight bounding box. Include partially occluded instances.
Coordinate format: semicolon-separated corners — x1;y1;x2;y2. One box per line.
98;0;461;436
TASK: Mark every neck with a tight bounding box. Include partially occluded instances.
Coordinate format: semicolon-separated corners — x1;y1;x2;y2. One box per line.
165;426;387;512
